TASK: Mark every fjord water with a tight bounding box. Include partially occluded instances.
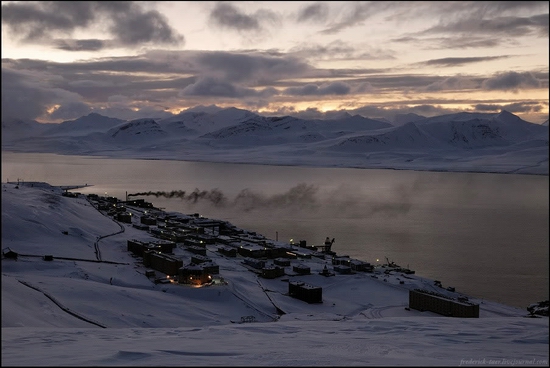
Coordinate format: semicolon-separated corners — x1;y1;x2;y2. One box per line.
2;151;548;309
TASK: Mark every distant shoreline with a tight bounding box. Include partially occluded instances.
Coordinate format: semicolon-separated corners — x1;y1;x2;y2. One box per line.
2;149;548;176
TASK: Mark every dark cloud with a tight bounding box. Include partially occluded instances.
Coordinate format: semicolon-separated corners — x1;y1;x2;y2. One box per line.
473;104;505;112
296;2;329;23
192;51;313;84
1;50;316;120
269;103;462;122
350;104;452;121
474;102;543;114
257;87;280;98
267;68;389;88
433;37;504;49
482;71;541;91
1;69;49;121
314;1;548;36
392;105;447;117
532;13;550;36
94;105;173;122
110;8;183;46
20;49;312;86
353;74;444;90
1;59;184;122
2;58;193;106
61;74;197;105
420;56;508;67
2;44;547;123
264;107;353;121
53;39;106;52
288;40;396;62
179;77;258;98
422;14;549;38
67;80;116;88
501;102;544;113
343;99;547;123
209;2;280;34
1;1;94;41
392;35;504;50
1;1;184;50
321;1;397;35
467;1;548;15
48;102;92;120
386;1;548;21
283;82;351;96
352;82;375;94
289;41;356;58
179;77;280;99
364;2;548;51
420;76;478;92
530;70;549;87
210;2;260;31
1;67;86;122
3;50;310;96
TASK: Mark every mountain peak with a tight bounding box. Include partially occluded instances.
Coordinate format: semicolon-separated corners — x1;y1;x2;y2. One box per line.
492;110;524;125
87;112;104;117
184;105;223;114
496;110;516;118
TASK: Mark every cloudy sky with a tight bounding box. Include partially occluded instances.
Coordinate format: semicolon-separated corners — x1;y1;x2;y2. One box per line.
1;1;549;123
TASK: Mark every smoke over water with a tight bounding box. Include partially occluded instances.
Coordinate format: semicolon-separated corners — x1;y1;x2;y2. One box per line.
128;183;319;212
129;188;228;206
128;182;415;217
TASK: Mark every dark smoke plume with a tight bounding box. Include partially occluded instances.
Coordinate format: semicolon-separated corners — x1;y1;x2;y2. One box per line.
128;183;319;212
128;188;228;206
128;181;416;217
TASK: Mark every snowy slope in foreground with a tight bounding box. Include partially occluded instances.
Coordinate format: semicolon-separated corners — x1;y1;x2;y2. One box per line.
1;182;548;366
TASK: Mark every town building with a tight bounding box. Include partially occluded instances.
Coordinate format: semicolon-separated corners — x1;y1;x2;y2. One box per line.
288;280;322;303
409;289;479;318
293;263;311;275
261;265;285;279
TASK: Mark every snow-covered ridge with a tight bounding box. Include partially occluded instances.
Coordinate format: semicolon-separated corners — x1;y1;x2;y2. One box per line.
1;106;548;175
108;118;168;140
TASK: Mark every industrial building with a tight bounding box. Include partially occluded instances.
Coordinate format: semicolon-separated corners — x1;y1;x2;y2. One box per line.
178;264;211;285
261;265;285;279
409;289;479;318
288;281;322;303
243;257;265;270
140;215;157;225
142;250;183;276
217;246;237;257
190;254;211;265
273;258;291;267
334;265;352;274
186;245;207;256
292;263;311;275
237;243;266;258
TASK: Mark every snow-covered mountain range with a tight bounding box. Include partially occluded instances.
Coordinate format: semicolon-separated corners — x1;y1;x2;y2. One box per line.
2;107;548;175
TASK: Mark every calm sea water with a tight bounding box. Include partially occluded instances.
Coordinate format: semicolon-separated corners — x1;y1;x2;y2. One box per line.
2;151;548;308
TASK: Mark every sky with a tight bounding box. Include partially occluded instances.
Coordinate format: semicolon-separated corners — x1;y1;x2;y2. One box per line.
1;1;549;124
2;181;549;366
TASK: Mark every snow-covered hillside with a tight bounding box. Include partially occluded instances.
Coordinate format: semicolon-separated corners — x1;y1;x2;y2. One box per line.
108;118;169;145
1;106;548;175
42;113;126;137
2;181;548;366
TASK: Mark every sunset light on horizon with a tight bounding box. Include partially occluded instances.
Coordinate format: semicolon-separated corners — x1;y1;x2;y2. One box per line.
2;1;548;124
